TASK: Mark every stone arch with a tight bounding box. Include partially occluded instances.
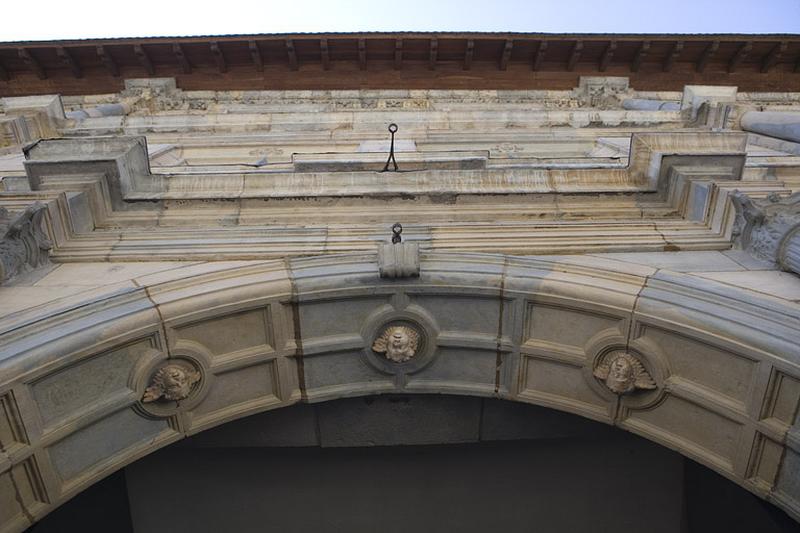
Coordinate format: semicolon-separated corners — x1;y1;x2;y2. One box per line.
0;251;799;532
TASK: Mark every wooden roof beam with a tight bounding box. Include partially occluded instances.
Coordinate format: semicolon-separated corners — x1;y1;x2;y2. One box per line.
394;39;403;70
210;41;227;73
663;41;683;72
499;39;513;71
358;39;366;70
56;47;82;78
286;39;298;71
463;39;474;70
533;41;548;71
696;40;719;72
631;41;650;72
761;41;788;73
320;39;330;70
172;43;191;74
567;40;583;71
96;45;119;77
133;44;154;75
429;37;438;70
599;41;616;72
248;41;263;71
18;48;46;80
728;41;752;73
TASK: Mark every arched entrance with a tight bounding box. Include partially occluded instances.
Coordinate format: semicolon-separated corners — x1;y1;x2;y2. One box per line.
27;395;800;533
1;252;799;531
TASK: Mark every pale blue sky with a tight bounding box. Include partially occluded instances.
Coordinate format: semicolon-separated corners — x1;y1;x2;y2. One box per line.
2;0;799;42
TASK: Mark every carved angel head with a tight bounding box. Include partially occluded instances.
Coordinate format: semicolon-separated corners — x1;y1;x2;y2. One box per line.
142;363;201;403
593;352;656;395
372;325;420;363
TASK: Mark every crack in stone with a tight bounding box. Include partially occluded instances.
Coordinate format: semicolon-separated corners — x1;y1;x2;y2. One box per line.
133;279;172;358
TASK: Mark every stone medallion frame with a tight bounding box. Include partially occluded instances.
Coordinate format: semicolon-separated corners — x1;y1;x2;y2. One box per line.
360;304;440;376
130;342;214;419
583;332;669;410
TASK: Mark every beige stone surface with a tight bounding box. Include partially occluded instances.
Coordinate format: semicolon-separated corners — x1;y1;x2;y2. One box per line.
1;81;800;532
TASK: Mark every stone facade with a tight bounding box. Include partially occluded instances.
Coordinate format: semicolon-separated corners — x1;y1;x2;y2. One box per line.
1;57;800;532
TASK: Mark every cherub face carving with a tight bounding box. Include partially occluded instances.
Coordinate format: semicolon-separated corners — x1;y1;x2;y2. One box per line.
142;363;201;403
593;352;656;395
372;325;420;363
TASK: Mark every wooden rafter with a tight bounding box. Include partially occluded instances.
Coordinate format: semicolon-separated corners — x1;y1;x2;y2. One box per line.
533;41;548;71
599;41;616;72
96;45;119;77
18;48;46;79
761;41;788;73
696;40;719;73
286;39;298;71
728;41;752;73
631;41;650;72
429;38;438;70
663;41;683;72
464;39;474;70
394;39;403;70
320;39;330;70
56;47;82;78
358;39;366;70
499;39;513;71
210;41;227;73
248;41;263;71
133;44;154;75
567;40;583;71
173;43;191;74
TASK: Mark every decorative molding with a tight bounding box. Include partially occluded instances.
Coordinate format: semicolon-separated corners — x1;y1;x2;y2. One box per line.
0;202;52;285
731;191;800;273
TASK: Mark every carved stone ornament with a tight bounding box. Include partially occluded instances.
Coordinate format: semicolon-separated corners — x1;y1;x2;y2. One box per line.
0;202;52;285
372;325;420;363
593;351;657;395
730;191;800;269
577;77;631;109
142;362;202;403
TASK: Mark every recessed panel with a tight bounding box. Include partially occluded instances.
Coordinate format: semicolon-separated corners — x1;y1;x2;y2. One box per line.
641;327;755;406
31;338;153;428
525;304;620;348
175;307;273;357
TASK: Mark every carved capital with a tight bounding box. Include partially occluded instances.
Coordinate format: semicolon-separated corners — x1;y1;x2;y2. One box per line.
0;202;52;285
730;191;800;272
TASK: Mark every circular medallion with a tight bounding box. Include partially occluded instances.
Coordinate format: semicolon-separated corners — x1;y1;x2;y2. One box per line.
361;305;439;375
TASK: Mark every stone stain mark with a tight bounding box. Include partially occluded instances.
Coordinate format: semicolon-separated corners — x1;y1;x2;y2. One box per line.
6;463;36;526
132;279;172;357
652;222;681;252
285;258;307;402
769;381;800;496
494;257;508;395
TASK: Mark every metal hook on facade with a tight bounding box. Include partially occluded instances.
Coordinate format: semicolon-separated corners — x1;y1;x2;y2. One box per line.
382;123;399;172
391;222;403;244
